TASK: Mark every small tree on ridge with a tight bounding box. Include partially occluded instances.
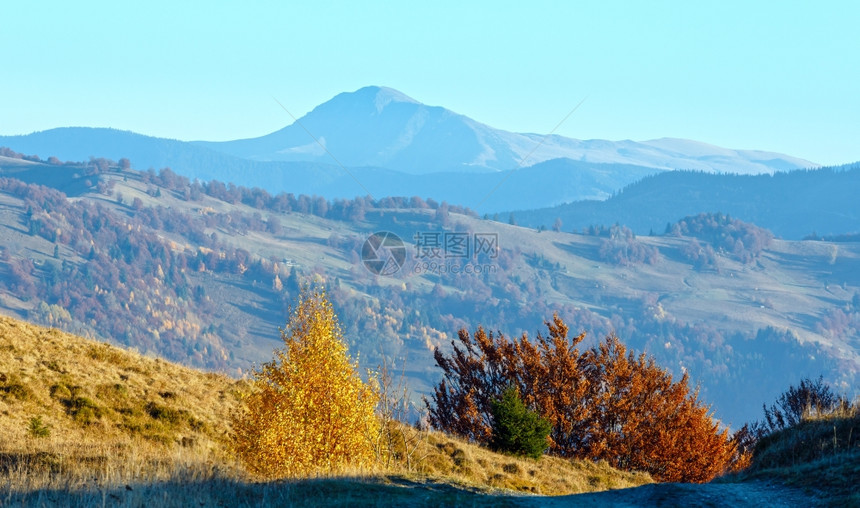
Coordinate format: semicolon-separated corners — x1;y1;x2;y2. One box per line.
232;286;379;478
490;385;552;459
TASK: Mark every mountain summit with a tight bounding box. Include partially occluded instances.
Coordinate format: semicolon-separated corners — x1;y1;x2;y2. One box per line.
197;86;516;173
197;86;817;175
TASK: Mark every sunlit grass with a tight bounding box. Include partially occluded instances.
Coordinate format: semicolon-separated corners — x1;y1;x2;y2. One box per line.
1;315;651;506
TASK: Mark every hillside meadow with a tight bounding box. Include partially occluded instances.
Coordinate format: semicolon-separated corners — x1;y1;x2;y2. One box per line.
3;313;856;506
0;315;652;506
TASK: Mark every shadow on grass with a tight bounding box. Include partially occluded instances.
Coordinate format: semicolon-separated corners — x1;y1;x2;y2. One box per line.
4;475;521;507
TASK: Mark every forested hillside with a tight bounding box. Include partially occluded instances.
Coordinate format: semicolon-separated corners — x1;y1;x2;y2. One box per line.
508;164;860;239
1;150;858;426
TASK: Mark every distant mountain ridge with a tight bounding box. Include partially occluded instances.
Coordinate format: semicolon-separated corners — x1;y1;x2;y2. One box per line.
0;86;818;212
507;163;860;239
196;86;816;175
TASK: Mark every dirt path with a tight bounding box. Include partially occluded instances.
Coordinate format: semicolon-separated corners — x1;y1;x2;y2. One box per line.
516;480;818;507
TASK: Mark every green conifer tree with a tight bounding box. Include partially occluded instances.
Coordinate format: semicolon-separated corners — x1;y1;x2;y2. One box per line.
490;385;551;459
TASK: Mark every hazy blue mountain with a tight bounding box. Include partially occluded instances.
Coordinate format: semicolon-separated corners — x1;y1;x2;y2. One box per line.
0;127;664;212
323;158;660;212
0;127;219;170
0;147;655;213
506;163;860;239
197;86;818;175
196;87;515;174
0;127;343;185
0;86;819;213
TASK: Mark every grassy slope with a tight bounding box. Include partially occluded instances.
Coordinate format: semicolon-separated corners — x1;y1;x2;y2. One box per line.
0;314;241;455
6;314;852;506
721;410;860;506
0;315;651;506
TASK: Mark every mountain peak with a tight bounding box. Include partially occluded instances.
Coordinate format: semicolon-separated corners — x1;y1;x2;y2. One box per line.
2;87;817;183
359;85;419;102
350;86;421;112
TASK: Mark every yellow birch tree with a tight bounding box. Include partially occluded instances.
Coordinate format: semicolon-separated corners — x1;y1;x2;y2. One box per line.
233;286;379;477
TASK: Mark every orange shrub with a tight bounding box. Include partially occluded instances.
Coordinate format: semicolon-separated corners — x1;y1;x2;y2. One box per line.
428;314;736;482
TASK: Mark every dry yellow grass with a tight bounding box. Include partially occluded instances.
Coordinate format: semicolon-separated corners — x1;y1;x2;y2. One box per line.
0;314;241;452
0;314;651;505
411;430;650;496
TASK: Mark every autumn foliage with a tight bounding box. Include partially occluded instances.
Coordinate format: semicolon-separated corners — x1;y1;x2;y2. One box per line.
428;315;737;482
232;287;379;478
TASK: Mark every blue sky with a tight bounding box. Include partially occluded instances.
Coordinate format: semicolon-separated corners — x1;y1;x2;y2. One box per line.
2;1;858;165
